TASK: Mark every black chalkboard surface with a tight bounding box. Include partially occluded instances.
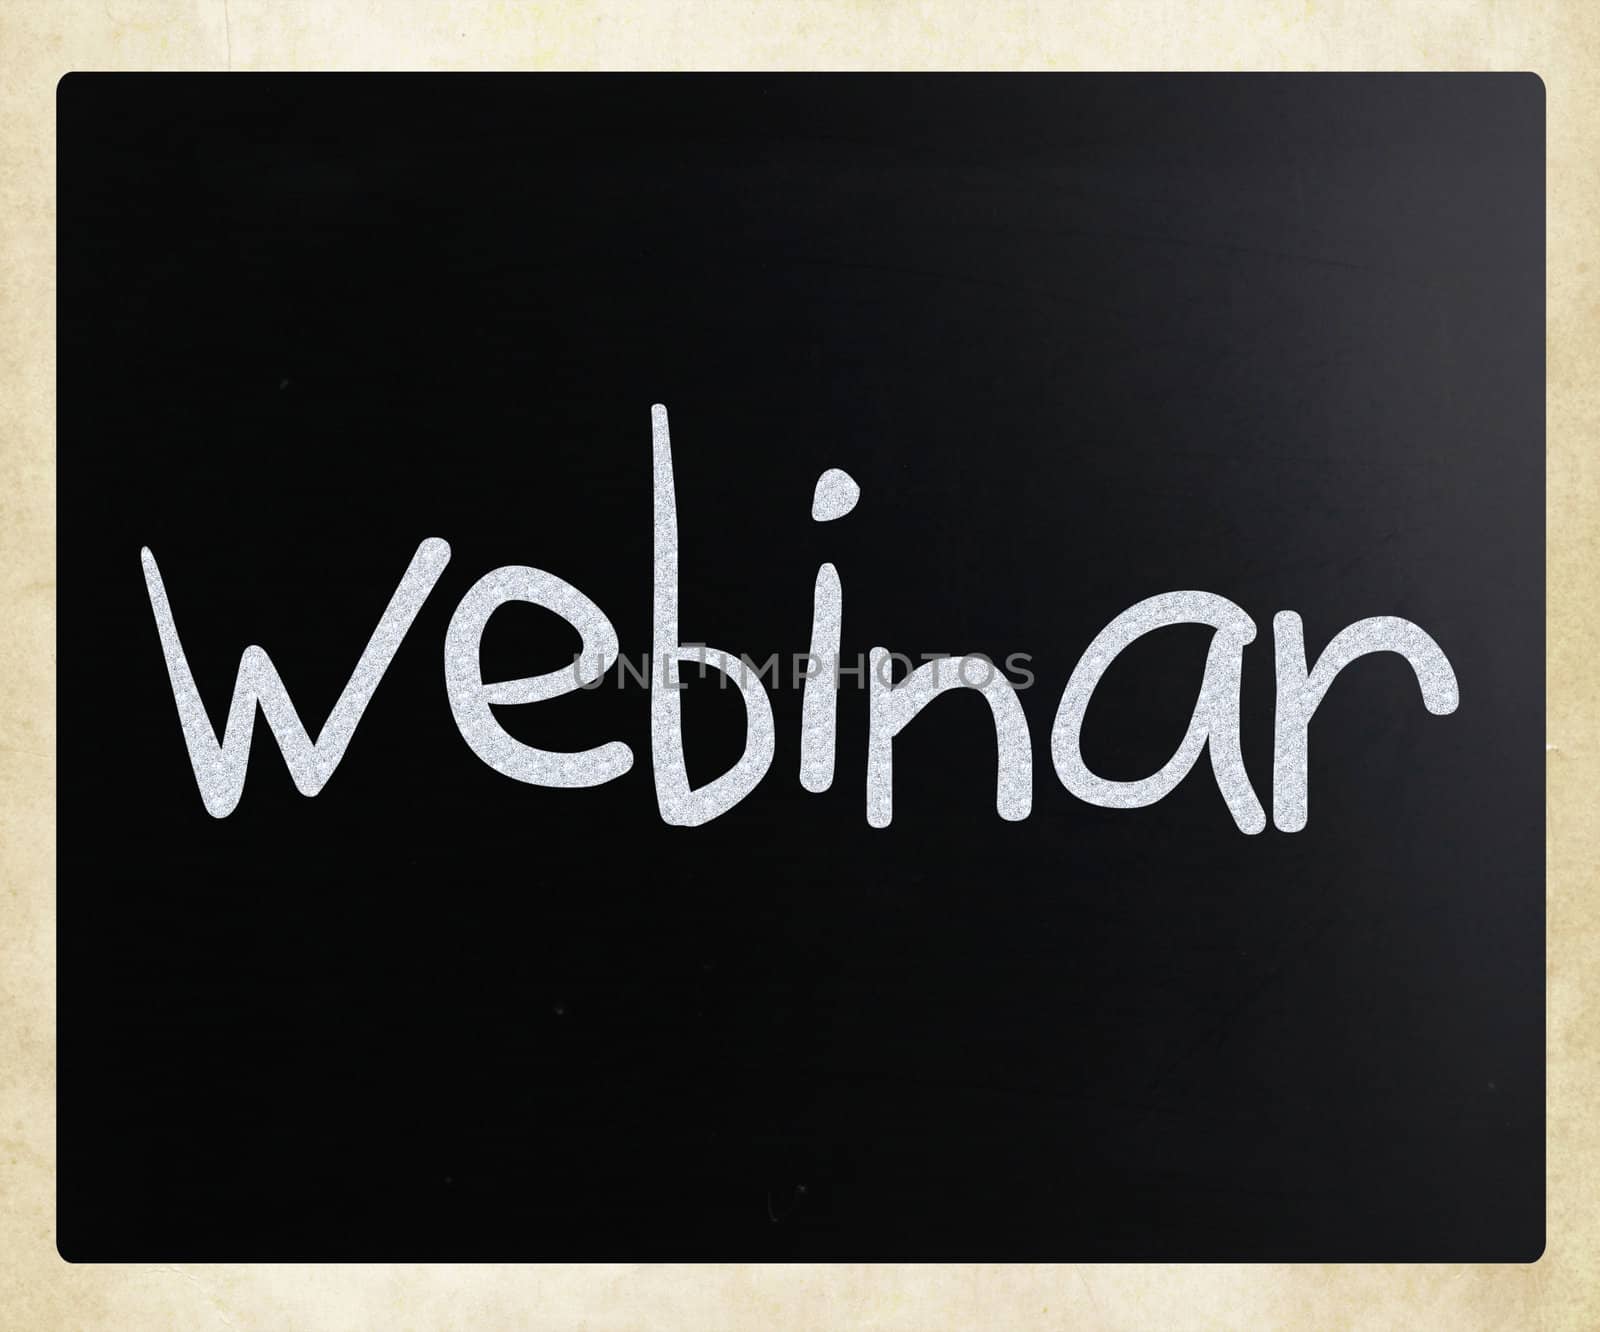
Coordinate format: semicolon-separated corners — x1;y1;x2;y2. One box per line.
57;74;1543;1261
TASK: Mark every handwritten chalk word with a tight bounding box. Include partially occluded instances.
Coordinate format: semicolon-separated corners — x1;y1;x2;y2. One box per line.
141;405;1459;831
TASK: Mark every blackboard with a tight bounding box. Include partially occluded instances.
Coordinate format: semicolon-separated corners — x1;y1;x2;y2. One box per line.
57;74;1543;1260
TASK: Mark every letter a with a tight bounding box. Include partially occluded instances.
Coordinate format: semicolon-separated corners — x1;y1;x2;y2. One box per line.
1051;591;1266;833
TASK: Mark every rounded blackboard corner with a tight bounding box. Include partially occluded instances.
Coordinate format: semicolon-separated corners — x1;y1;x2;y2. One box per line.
56;70;82;106
1518;1228;1548;1265
1515;70;1547;105
54;1227;84;1265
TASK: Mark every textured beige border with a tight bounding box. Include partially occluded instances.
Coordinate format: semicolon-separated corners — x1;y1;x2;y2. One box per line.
3;2;1592;1327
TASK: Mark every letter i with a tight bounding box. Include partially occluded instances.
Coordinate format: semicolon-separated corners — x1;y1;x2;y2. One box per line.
800;467;861;792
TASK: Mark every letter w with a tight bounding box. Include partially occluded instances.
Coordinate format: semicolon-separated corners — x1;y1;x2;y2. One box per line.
140;539;451;817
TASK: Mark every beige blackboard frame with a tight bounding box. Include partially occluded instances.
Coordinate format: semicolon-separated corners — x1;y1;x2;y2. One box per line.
3;3;1591;1325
